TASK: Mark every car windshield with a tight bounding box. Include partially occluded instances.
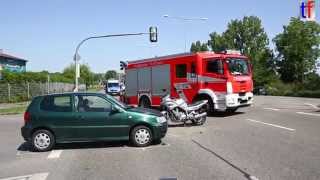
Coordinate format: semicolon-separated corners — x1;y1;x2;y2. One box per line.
105;94;131;109
108;83;119;88
227;58;250;75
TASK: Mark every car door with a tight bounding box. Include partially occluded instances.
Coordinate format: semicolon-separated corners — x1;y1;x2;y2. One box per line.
73;94;129;140
39;95;78;141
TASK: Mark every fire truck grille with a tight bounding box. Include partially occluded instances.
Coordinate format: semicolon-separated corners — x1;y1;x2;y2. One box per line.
238;99;248;104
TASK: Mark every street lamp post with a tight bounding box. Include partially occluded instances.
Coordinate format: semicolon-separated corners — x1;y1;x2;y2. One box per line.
73;27;158;92
163;15;208;52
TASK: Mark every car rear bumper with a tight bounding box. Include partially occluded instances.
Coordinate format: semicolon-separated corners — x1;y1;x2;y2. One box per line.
21;126;32;141
107;92;120;96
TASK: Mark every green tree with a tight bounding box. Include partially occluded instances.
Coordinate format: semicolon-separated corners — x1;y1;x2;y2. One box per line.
207;32;226;52
195;16;274;86
1;70;49;83
273;17;320;83
93;73;104;84
63;63;94;86
104;70;117;80
214;16;269;68
190;41;208;53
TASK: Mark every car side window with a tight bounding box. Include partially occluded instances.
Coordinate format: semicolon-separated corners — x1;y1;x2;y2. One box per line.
76;95;111;112
40;95;72;112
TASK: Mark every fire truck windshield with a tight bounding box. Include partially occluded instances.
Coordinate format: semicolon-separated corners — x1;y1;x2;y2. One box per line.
227;58;249;76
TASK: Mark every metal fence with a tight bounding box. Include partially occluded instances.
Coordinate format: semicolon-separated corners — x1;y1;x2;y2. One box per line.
0;82;86;103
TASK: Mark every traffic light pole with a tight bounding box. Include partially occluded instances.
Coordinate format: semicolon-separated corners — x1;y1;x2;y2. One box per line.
73;29;157;92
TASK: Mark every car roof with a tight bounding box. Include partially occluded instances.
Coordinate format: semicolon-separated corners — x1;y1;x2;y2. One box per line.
35;92;105;98
107;80;119;83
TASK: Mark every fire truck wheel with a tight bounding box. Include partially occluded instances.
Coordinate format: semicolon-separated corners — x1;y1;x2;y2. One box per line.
139;96;151;108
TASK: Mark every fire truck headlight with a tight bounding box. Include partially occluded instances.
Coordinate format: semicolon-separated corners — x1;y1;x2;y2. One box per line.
227;82;233;94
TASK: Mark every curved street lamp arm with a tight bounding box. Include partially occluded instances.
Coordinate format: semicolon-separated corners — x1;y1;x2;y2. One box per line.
73;32;149;92
73;33;146;61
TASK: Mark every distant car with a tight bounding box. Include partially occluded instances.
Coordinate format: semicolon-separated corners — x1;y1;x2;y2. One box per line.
253;86;267;95
105;80;121;96
21;92;167;152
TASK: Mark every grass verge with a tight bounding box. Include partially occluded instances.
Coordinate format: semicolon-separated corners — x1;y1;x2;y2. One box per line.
0;106;27;115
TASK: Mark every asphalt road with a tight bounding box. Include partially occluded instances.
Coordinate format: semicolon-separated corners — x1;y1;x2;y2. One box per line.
0;96;319;180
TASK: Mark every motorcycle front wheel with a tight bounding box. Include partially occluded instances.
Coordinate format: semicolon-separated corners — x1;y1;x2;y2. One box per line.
192;116;207;126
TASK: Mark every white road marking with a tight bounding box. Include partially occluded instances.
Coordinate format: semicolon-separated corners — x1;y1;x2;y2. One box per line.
47;150;63;159
167;134;181;138
135;143;170;150
249;175;260;180
0;172;49;180
304;103;319;110
263;108;280;111
246;119;295;131
296;112;320;117
16;151;39;156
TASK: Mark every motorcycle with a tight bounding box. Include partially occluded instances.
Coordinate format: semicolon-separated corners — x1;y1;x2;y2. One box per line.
160;94;208;126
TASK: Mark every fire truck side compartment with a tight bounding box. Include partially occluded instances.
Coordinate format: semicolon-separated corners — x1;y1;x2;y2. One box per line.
125;69;138;96
138;67;151;93
152;64;170;96
125;64;170;104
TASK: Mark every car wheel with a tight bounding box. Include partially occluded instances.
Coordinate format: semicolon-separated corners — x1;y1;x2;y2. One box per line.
31;129;55;152
130;126;153;147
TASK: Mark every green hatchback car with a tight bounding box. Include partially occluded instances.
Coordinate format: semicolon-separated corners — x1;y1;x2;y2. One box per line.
21;92;167;151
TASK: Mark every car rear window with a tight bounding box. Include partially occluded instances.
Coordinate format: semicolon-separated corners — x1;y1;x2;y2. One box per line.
40;95;72;112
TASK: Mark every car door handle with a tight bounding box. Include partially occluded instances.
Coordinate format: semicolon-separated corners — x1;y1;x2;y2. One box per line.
77;115;85;120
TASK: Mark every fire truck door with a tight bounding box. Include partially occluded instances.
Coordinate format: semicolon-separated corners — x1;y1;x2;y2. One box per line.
172;63;191;102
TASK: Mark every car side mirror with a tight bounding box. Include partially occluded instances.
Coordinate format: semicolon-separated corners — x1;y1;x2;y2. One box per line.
111;105;120;114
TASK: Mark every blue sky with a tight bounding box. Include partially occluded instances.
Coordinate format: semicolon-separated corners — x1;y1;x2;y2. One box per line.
1;0;317;73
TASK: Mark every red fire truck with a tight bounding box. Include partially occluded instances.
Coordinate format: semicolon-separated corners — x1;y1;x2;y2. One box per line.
122;50;253;113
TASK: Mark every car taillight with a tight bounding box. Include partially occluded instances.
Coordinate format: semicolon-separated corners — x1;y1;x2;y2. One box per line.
24;112;31;124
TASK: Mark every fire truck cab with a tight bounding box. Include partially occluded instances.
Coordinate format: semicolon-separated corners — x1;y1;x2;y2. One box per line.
122;51;253;113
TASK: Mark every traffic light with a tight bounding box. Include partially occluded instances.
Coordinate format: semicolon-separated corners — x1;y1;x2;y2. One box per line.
120;61;128;70
149;26;158;42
